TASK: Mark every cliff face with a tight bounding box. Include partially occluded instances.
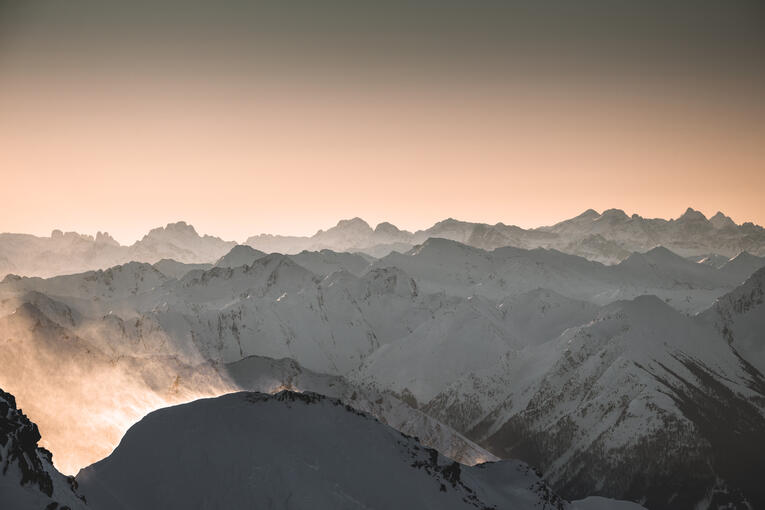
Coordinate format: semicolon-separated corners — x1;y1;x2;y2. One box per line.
0;388;88;509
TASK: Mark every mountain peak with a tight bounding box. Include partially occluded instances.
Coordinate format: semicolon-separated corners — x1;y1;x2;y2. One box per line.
644;245;681;259
710;211;736;229
598;208;629;221
374;221;401;234
95;231;119;246
165;221;198;234
215;245;266;268
432;217;468;227
335;217;371;230
577;208;600;219
144;221;199;240
678;207;707;222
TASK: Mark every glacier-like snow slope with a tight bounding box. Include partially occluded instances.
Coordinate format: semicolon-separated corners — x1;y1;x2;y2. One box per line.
76;391;570;510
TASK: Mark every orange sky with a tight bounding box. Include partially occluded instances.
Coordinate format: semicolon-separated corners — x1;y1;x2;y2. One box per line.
1;63;763;244
1;3;764;244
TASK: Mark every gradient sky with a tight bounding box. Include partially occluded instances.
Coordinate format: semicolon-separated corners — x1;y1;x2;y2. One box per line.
1;1;764;244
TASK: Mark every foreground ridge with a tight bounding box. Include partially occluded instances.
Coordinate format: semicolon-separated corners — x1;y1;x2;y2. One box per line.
75;390;645;510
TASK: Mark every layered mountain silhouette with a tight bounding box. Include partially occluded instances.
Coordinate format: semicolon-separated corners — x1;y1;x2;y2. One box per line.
2;209;763;278
2;212;764;509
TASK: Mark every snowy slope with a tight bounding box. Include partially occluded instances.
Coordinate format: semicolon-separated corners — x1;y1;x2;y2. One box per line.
0;387;646;510
352;295;513;403
373;239;741;312
2;237;764;508
426;295;765;509
76;391;571;510
700;266;765;375
0;298;233;475
0;283;498;473
223;355;497;465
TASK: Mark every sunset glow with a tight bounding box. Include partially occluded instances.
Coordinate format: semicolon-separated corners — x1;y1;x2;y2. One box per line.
1;2;763;242
1;3;764;508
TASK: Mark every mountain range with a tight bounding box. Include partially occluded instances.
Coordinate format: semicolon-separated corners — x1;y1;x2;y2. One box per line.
2;211;764;509
2;208;764;278
2;385;649;510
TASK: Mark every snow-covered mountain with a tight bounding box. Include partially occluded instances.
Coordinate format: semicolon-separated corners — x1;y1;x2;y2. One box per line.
699;266;765;375
350;289;601;405
221;355;497;466
4;240;697;382
0;291;235;475
371;239;742;313
2;228;764;508
0;279;501;471
0;387;88;509
1;385;644;510
424;293;765;509
75;390;639;510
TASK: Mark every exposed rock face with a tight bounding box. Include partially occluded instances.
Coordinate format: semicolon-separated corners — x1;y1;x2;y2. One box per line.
0;388;53;497
0;388;87;509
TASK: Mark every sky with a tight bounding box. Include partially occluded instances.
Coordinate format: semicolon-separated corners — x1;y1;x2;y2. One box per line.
1;1;764;244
